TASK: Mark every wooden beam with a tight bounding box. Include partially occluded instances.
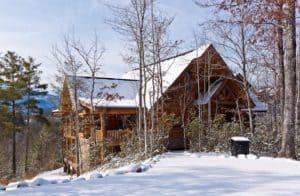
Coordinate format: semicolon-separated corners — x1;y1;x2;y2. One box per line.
95;107;137;115
100;113;106;137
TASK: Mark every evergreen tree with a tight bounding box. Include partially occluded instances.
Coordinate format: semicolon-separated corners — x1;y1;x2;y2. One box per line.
0;51;26;177
0;74;12;138
21;57;48;173
0;106;12;138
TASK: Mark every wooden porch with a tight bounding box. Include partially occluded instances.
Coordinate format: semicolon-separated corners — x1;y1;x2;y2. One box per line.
61;104;137;174
96;129;130;145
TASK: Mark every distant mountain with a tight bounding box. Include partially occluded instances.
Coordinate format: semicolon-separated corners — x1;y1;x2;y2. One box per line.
36;94;59;112
0;84;60;113
17;94;60;113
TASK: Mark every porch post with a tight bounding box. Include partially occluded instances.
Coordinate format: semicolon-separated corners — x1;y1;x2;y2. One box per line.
99;112;107;162
100;113;107;138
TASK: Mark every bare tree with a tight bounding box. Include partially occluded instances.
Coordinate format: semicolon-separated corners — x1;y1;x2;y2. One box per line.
193;31;204;150
195;0;277;134
198;0;298;158
68;32;106;167
108;0;151;155
177;73;195;150
147;0;179;154
108;0;180;156
52;33;84;176
199;21;257;133
70;33;105;139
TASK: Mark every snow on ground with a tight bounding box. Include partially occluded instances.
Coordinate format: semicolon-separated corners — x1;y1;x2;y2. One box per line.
2;152;300;195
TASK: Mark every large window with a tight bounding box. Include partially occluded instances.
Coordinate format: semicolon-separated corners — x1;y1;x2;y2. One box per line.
106;114;136;130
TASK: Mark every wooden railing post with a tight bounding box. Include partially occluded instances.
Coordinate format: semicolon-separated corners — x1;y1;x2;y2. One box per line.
99;112;107;162
100;113;107;138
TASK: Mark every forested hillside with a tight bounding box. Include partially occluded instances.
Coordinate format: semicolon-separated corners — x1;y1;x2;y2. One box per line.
0;52;61;182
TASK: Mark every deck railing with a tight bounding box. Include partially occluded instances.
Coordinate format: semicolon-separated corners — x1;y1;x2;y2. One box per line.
96;129;130;143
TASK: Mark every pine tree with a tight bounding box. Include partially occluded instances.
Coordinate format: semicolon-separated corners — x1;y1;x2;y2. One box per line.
0;106;12;139
21;57;48;173
0;73;12;138
0;51;26;177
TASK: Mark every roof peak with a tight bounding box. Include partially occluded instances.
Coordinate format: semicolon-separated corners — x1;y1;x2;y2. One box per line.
66;75;138;82
130;43;212;71
161;43;212;63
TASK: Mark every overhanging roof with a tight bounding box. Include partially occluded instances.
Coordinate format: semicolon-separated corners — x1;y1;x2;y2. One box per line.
64;43;267;112
193;78;225;105
66;76;139;109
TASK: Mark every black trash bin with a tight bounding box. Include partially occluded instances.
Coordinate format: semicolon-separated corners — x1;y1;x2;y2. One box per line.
230;136;250;157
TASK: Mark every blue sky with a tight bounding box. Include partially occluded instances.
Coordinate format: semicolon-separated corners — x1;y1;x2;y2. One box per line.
0;0;212;84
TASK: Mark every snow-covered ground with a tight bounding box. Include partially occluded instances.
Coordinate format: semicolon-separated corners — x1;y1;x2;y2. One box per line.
2;152;300;195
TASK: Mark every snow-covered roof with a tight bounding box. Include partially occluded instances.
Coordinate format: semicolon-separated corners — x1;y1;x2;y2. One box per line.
66;76;139;108
246;90;268;112
193;78;268;112
231;136;250;142
194;78;225;105
80;98;138;108
65;43;267;111
123;44;212;108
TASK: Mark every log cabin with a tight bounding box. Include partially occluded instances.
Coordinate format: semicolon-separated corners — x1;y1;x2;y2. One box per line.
58;44;267;174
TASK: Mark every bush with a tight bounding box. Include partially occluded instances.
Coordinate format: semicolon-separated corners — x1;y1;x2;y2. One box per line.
187;115;243;153
186;113;284;157
250;123;281;157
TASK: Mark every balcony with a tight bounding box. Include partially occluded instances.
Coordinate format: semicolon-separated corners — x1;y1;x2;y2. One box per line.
96;129;130;145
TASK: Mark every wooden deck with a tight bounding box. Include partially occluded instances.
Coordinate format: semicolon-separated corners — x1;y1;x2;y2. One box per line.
96;129;130;145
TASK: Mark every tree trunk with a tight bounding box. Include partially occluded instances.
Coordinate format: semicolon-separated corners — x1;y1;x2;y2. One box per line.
24;83;31;174
278;0;297;159
138;42;143;153
143;54;148;155
277;23;285;118
195;36;202;151
236;100;244;134
295;23;300;149
240;21;254;134
24;103;30;174
150;0;156;154
73;75;81;176
12;100;16;177
89;74;98;167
